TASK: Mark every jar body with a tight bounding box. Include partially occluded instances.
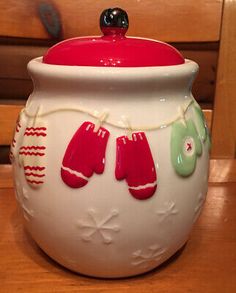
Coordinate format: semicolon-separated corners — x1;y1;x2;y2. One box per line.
12;58;209;278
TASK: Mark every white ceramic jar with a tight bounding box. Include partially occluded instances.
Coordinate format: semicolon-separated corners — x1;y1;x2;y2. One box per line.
11;8;210;278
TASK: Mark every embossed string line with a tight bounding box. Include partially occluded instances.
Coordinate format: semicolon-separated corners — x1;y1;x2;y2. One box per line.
22;99;194;132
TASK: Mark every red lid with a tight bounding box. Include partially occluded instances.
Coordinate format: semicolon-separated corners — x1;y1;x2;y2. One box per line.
43;8;184;67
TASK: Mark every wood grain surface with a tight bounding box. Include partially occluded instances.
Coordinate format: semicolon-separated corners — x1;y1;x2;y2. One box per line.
0;174;235;292
0;0;223;42
211;0;236;158
0;104;24;145
209;159;236;183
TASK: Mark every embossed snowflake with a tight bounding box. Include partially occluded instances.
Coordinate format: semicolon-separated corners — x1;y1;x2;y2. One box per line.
77;209;120;244
156;201;178;222
132;244;166;268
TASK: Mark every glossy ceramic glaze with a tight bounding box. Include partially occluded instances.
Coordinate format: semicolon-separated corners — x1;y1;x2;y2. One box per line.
115;132;157;200
61;121;110;188
43;8;184;67
43;35;184;67
11;57;210;278
11;8;209;278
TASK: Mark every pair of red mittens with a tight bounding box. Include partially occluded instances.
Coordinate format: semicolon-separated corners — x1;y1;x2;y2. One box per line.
61;122;157;200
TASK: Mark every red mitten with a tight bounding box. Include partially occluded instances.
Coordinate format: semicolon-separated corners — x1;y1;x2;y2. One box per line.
61;121;110;188
115;132;157;200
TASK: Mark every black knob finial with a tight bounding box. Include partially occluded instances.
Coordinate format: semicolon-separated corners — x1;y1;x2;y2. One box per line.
100;8;129;36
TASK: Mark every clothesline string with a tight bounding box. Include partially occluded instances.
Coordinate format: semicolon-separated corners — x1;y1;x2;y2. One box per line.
21;99;194;132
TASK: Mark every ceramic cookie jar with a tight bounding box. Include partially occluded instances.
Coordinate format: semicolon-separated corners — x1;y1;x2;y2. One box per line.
11;8;210;278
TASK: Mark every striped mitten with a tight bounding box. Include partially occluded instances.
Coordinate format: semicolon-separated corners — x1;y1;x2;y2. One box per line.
19;120;47;188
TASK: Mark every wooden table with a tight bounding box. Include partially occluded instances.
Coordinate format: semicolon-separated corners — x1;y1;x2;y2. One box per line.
1;162;236;292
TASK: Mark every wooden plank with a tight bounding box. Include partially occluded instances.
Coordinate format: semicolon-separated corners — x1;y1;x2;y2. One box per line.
0;45;47;79
211;0;236;158
0;146;10;164
0;164;12;188
0;79;32;100
0;104;24;145
0;0;223;42
209;159;236;183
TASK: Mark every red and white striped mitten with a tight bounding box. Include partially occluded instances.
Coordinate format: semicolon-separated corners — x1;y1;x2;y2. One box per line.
115;132;157;200
61;121;110;188
19;120;47;188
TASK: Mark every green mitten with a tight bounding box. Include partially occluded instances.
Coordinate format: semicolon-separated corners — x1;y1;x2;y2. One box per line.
171;119;202;177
